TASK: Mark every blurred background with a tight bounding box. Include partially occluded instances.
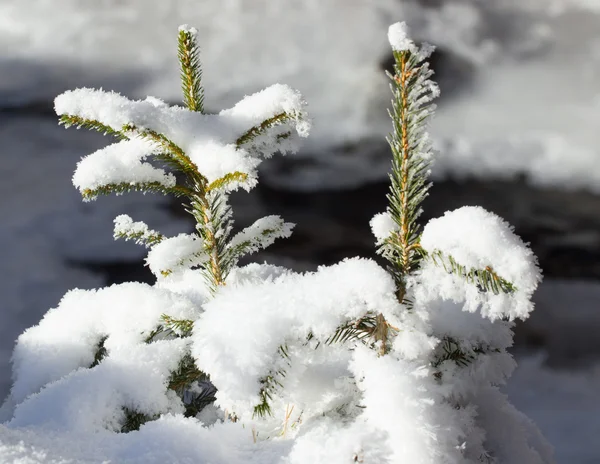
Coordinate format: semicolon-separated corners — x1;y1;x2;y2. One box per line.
1;1;599;462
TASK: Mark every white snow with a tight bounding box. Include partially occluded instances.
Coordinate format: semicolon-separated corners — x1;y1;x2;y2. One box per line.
72;138;176;196
369;211;398;244
113;214;161;247
55;85;309;188
0;352;592;463
4;282;199;411
0;115;191;402
1;2;600;462
191;258;401;418
145;234;206;277
228;216;294;258
418;206;542;320
387;22;417;53
178;24;198;36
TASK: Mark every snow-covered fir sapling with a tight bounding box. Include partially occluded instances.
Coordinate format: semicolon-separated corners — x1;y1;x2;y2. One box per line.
1;23;554;464
0;25;309;433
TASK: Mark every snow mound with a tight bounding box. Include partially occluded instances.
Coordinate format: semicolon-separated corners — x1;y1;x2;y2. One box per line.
418;206;542;320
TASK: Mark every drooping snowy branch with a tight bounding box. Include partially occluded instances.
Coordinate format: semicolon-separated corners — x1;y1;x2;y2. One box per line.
226;215;294;264
146;234;207;277
191;258;402;418
113;215;164;247
418;206;542;320
72;138;176;200
55;84;310;189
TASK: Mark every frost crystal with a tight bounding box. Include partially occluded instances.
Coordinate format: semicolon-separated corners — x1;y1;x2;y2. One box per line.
146;234;207;277
178;24;198;36
72;138;176;196
369;211;398;244
228;215;294;256
387;22;417;53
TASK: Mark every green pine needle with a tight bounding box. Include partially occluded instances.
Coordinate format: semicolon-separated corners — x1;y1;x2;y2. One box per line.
327;315;378;345
80;182;191;201
235;112;291;147
59;114;127;139
114;229;164;247
377;47;438;305
207;171;249;192
178;28;204;113
428;250;517;295
123;124;203;181
160;314;194;337
120;408;157;433
89;336;108;368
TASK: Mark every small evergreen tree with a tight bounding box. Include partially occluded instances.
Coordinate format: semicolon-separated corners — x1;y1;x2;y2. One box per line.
1;23;554;464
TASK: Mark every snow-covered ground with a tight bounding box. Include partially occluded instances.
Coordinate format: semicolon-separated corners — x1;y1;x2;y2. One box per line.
1;1;600;462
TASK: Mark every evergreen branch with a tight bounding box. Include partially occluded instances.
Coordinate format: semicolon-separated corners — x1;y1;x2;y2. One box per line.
182;381;217;418
168;353;206;394
377;45;438;308
160;314;194;337
327;314;400;356
89;336;108;368
374;313;390;356
207;171;249;192
124;124;231;292
144;325;166;344
253;345;291;419
253;371;286;419
428;250;517;295
222;217;292;275
123;124;205;181
431;337;499;376
327;315;378;345
120;408;157;433
235;112;291;147
169;352;217;418
152;153;199;185
59;114;127;140
431;337;477;369
186;189;232;292
114;229;164;247
81;182;190;201
156;248;208;278
113;216;164;248
178;26;204;113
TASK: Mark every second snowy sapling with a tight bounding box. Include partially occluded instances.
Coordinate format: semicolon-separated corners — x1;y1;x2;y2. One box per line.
1;23;553;463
